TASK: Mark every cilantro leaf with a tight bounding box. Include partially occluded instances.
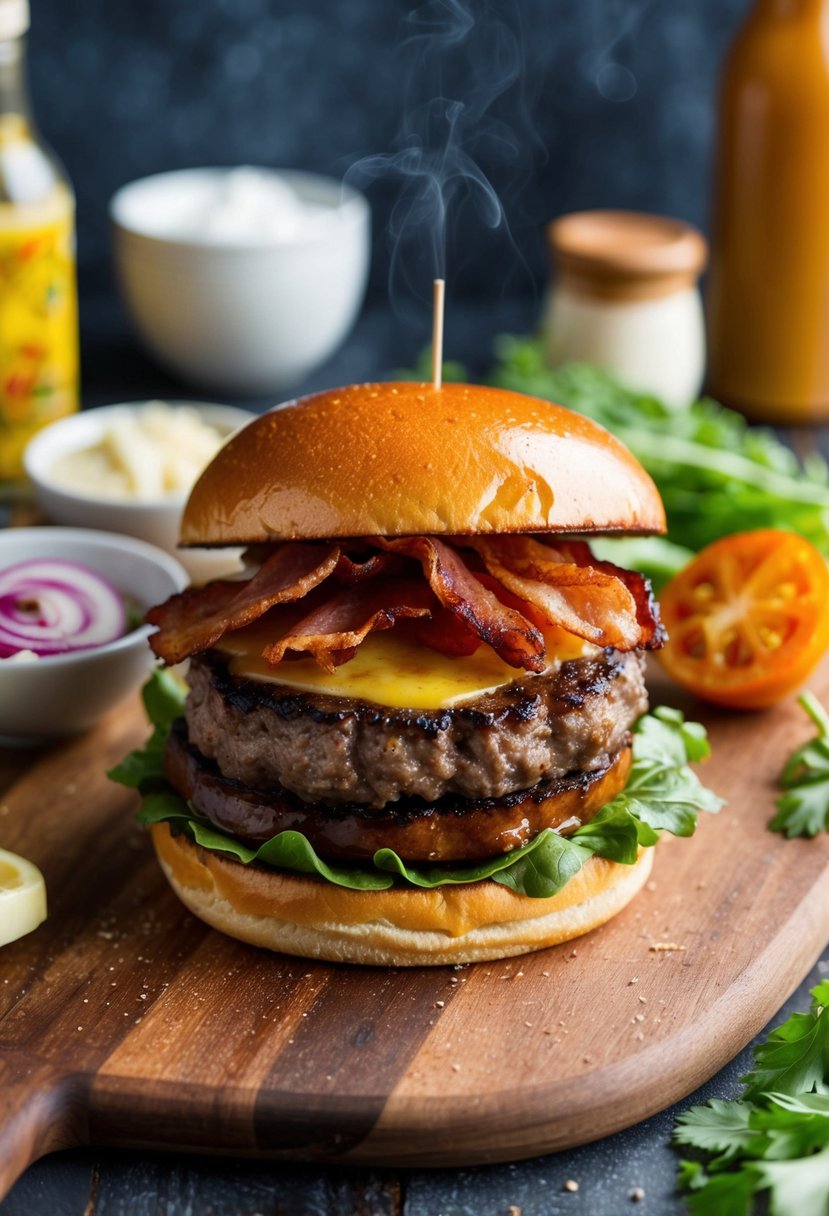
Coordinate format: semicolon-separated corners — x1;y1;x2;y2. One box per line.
741;983;829;1101
752;1094;829;1160
675;982;829;1215
674;1100;756;1162
683;1171;756;1216
771;693;829;838
676;1159;707;1192
769;1093;829;1118
752;1146;829;1216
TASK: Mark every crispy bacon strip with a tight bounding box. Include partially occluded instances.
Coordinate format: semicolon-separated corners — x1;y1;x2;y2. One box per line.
553;540;665;647
415;608;482;658
148;531;660;674
262;578;434;672
467;536;660;651
148;543;339;665
376;536;546;672
334;551;403;584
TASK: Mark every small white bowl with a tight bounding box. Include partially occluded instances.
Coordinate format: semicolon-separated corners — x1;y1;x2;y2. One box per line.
23;401;252;583
110;168;371;395
0;528;187;742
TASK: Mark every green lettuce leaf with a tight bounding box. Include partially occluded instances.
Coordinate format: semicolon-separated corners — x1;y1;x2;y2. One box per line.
107;669;187;788
113;671;722;898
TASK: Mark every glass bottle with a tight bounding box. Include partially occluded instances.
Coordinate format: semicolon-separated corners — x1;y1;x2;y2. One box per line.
0;0;78;485
707;0;829;422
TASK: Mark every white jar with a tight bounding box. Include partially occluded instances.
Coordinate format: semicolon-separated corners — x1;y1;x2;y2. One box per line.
544;211;708;410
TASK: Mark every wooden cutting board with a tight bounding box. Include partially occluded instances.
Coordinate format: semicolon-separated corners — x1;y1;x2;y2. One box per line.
2;664;829;1199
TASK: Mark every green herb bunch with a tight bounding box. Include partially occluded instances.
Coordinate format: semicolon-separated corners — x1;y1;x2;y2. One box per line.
675;981;829;1215
772;693;829;839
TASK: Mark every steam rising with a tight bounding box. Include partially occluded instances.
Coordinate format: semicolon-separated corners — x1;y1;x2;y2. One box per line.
581;0;654;103
347;0;535;318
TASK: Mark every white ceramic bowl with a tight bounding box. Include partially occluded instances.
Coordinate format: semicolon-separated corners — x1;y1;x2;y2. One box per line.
110;168;371;395
23;401;252;583
0;528;187;742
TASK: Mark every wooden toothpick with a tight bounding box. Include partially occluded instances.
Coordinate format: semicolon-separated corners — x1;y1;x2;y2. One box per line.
432;278;445;390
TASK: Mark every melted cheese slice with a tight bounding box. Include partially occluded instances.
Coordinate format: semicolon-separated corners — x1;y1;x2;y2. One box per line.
216;620;598;710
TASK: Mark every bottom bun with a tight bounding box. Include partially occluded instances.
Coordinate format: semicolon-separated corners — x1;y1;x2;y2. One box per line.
151;822;654;965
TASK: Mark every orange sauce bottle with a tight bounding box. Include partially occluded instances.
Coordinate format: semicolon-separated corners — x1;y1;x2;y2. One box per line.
707;0;829;422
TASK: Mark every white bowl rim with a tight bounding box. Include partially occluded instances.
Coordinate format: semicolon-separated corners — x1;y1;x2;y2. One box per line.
23;400;255;512
0;526;187;668
110;167;370;253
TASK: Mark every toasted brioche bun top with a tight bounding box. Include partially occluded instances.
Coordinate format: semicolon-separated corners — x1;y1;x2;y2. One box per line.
181;381;666;546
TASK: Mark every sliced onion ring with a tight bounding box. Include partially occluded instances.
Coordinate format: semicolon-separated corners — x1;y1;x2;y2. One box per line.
0;559;127;658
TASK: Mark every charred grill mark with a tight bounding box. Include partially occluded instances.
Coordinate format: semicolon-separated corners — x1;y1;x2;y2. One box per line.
203;649;629;733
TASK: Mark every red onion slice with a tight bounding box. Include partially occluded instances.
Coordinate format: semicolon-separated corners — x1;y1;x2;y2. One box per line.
0;559;127;658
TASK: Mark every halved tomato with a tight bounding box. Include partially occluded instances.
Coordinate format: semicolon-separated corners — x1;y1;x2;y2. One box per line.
657;529;829;710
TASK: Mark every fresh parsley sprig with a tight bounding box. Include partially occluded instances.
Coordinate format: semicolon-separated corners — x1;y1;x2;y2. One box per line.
770;693;829;838
674;981;829;1216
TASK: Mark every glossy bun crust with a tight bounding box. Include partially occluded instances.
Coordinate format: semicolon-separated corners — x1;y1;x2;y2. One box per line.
151;822;654;966
181;381;666;546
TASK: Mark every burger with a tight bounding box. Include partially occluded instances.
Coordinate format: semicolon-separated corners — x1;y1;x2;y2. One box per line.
126;380;716;966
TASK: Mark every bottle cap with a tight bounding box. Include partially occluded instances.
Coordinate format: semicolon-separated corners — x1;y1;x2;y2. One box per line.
547;210;708;302
0;0;29;41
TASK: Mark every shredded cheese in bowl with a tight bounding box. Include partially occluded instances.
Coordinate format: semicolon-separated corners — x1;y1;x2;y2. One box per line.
48;401;225;501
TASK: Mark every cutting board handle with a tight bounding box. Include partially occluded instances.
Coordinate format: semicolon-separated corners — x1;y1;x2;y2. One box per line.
0;1054;83;1201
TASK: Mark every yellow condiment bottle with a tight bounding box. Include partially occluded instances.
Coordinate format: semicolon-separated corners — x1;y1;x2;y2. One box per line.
707;0;829;422
0;0;78;484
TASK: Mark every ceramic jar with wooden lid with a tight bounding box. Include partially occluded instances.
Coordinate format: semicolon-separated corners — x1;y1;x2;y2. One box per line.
544;211;708;409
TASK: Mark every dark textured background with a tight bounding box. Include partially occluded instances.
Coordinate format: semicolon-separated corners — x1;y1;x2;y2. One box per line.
28;0;751;320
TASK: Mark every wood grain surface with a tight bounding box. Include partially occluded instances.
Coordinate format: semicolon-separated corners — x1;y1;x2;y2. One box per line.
1;664;829;1200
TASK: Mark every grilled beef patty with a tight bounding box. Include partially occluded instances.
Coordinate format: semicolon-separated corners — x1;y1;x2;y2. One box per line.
185;649;648;808
165;722;632;861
